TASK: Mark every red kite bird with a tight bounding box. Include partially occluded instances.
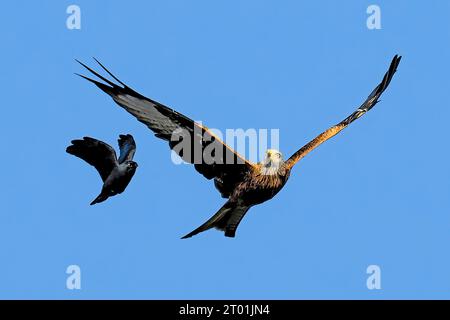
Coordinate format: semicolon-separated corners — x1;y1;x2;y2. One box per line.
77;55;401;238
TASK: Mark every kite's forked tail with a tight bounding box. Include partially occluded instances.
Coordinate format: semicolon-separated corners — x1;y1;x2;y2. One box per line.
181;201;251;239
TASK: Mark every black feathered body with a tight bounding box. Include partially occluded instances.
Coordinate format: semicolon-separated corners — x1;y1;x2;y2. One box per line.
91;163;137;205
103;164;137;195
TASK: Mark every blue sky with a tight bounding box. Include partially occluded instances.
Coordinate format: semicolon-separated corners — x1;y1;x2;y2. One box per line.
1;1;450;299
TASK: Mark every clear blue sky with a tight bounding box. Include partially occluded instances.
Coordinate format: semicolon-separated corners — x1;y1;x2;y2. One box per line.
1;1;450;299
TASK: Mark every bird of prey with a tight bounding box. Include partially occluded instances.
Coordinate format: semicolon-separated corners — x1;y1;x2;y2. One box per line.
66;134;138;205
76;55;401;238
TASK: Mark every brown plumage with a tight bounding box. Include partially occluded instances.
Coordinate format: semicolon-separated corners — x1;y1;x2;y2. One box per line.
77;55;401;238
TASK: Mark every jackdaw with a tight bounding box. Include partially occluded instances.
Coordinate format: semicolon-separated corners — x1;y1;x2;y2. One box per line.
66;134;138;205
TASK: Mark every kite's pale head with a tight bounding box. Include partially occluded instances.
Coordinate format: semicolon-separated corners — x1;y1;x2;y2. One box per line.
261;149;284;175
265;149;283;161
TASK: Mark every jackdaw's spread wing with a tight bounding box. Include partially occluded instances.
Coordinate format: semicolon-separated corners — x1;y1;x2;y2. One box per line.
117;134;136;164
66;137;118;181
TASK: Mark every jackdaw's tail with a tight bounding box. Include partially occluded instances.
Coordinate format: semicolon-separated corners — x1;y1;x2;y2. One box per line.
90;192;109;205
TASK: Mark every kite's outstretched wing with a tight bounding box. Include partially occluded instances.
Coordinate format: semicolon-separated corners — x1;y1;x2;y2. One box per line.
285;55;401;169
77;59;255;194
117;134;136;164
66;137;118;181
